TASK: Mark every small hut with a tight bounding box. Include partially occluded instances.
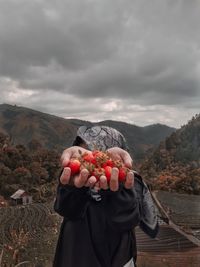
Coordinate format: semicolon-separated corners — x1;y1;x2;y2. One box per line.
10;189;32;205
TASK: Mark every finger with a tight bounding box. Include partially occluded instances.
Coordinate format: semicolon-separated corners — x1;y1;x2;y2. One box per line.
99;176;109;190
124;171;134;189
85;176;97;187
121;151;133;169
60;167;71;185
74;169;89;188
110;167;119;191
107;147;133;168
61;146;90;167
60;149;72;167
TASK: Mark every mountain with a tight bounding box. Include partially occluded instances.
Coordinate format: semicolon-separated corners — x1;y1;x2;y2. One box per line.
0;104;175;161
96;120;176;160
141;114;200;194
0;104;78;150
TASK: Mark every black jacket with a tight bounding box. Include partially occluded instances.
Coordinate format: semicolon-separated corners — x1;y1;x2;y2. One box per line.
53;173;158;267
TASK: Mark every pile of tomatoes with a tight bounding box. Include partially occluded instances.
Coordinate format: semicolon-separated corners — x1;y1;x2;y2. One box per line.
67;150;130;182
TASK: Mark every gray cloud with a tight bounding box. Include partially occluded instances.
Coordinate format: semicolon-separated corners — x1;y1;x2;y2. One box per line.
0;0;200;127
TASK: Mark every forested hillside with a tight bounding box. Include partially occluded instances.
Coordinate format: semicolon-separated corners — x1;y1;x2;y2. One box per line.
0;132;61;201
141;114;200;194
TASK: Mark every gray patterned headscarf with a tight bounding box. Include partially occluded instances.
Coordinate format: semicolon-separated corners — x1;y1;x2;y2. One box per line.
76;126;129;151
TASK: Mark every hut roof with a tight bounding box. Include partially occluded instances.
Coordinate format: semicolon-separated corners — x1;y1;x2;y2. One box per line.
10;189;29;199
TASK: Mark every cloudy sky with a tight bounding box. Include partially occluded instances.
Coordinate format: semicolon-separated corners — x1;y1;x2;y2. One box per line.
0;0;200;128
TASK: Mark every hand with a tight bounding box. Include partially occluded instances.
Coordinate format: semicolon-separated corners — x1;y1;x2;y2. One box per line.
98;147;134;191
60;146;97;187
106;147;133;169
98;168;134;191
60;146;89;167
60;167;97;188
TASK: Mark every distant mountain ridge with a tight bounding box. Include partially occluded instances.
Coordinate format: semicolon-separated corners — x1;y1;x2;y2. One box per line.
0;104;176;161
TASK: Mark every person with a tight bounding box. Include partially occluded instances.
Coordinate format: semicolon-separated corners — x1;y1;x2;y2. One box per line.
53;126;158;267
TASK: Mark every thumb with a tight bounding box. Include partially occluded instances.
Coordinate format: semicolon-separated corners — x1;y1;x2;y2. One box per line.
60;149;72;167
122;152;133;169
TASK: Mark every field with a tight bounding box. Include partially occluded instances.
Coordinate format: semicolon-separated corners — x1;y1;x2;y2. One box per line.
0;202;200;267
0;202;60;266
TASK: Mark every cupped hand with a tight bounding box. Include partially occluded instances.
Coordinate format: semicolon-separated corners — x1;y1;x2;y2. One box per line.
60;146;96;187
98;147;134;191
106;147;133;169
60;146;90;167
